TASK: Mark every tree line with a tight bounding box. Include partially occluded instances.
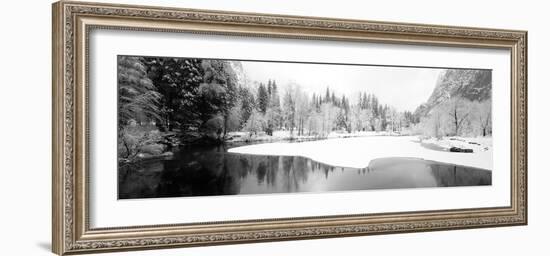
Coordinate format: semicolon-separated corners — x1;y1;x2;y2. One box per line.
118;56;241;142
416;97;492;138
242;83;420;137
118;57;418;142
119;56;492;152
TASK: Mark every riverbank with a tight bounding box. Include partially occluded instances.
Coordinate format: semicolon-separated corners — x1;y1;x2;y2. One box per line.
226;130;401;144
228;135;493;170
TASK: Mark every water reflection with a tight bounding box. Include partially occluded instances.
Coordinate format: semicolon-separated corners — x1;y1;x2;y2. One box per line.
118;145;491;199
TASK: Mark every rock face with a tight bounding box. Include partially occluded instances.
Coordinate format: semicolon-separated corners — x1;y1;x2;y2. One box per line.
230;61;246;86
414;69;492;117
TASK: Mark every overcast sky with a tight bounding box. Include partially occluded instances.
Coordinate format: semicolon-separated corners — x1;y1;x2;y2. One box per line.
240;60;443;112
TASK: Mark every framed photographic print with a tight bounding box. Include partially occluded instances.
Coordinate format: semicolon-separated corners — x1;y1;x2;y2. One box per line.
52;1;527;255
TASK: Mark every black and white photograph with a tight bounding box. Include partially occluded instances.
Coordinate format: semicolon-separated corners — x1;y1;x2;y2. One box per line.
117;56;493;199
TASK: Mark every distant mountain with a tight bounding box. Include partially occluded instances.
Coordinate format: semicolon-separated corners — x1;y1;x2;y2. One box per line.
229;61;246;85
414;69;492;118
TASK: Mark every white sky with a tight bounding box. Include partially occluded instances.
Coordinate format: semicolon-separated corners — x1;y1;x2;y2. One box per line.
240;61;444;112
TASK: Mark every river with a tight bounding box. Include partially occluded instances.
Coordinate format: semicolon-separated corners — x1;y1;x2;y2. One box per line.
118;139;491;199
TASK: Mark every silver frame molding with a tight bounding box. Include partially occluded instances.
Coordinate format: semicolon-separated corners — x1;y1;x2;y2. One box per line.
52;1;527;255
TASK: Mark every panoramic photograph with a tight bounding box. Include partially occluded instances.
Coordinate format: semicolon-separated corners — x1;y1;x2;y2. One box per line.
117;55;492;199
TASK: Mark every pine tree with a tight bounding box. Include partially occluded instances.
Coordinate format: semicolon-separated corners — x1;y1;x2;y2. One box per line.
267;79;272;97
372;95;379;117
282;89;295;133
142;56;203;131
265;80;282;134
257;83;269;114
271;80;278;92
238;86;255;129
198;59;239;139
118;56;161;126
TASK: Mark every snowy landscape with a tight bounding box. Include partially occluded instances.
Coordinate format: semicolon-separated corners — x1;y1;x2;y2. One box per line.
117;56;492;199
228;134;492;170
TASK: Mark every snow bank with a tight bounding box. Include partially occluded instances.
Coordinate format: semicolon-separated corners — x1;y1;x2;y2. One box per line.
227;131;319;143
228;130;402;144
420;137;491;153
228;136;493;170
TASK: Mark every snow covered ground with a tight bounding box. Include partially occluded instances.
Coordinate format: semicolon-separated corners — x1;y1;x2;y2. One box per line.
419;136;491;153
228;130;318;143
228;135;493;170
227;130;401;143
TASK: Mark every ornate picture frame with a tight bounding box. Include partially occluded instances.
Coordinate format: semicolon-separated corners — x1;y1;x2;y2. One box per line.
52;1;527;255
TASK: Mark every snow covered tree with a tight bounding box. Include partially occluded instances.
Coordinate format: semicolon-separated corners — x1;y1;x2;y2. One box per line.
236;86;255;128
225;102;242;133
243;109;266;136
386;107;400;132
320;102;338;136
443;97;471;136
265;80;282;135
257;83;269;114
336;96;351;132
117;56;163;161
291;85;311;136
425;107;446;138
473;99;492;136
306;112;323;136
324;87;331;103
142;57;202;131
118;56;162;127
349;105;362;132
198;59;239;139
282;86;296;133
